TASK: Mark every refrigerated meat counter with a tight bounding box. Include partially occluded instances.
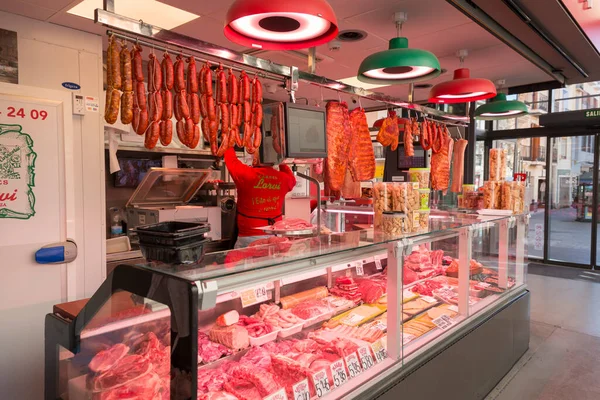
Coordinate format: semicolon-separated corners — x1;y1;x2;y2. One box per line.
45;213;530;400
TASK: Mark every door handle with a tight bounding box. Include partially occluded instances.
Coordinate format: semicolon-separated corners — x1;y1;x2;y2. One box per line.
35;239;77;264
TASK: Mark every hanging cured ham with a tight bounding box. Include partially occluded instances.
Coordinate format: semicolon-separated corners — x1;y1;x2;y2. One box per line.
325;101;352;192
451;139;468;193
376;110;399;149
348;108;376;181
431;129;452;194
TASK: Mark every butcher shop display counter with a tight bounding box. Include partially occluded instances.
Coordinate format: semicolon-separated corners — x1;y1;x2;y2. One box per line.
45;213;529;400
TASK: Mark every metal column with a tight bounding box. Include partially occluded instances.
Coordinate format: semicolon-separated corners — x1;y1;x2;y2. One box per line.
458;226;473;316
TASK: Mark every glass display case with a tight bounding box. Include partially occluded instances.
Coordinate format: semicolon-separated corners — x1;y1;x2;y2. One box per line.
45;213;529;400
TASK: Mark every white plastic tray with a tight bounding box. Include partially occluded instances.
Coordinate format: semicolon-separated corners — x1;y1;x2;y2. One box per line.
278;322;304;338
249;328;280;347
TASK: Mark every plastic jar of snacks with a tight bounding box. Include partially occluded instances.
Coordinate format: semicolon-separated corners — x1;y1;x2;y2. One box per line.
489;149;507;181
462;184;476;195
408;168;430;189
457;194;464;208
373;182;394;228
382;211;409;235
417;210;430;232
418;189;430;210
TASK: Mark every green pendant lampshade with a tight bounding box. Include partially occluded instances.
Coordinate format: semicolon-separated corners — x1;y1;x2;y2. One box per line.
474;93;529;120
357;37;441;84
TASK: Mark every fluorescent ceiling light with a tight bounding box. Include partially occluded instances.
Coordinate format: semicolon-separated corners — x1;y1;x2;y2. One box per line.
68;0;199;30
338;76;390;90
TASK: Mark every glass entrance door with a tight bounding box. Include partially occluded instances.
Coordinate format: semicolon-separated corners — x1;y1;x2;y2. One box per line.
547;136;594;265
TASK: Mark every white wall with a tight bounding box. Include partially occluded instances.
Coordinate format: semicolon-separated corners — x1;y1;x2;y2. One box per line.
0;11;105;400
0;10;106;297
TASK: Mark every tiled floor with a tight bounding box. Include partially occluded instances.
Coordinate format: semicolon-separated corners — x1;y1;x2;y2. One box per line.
485;273;600;400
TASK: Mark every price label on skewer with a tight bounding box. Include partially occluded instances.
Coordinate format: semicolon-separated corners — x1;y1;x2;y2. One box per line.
330;359;348;388
263;388;288;400
240;284;269;308
374;255;384;270
312;370;331;398
292;380;310;400
357;345;375;371
432;314;454;330
345;352;362;379
371;339;387;363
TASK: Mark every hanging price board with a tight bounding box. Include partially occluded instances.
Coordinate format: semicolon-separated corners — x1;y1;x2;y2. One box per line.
357;345;375;371
240;284;269;308
329;359;348;388
292;379;310;400
371;340;387;363
345;352;362;379
264;388;288;400
311;370;331;398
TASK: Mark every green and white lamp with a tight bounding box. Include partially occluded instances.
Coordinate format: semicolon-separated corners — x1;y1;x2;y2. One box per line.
475;81;529;120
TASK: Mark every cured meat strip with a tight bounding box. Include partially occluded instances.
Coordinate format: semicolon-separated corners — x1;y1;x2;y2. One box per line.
325;101;352;192
348;108;376;181
376;110;399;148
431;130;452;194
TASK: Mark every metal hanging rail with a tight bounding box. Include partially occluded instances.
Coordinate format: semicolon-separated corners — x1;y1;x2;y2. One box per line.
95;8;468;122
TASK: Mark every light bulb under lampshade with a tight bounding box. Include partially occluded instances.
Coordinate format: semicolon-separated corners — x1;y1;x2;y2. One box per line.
224;0;338;50
428;68;497;104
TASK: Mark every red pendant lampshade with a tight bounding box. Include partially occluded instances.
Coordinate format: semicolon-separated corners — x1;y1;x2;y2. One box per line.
224;0;339;50
428;68;497;104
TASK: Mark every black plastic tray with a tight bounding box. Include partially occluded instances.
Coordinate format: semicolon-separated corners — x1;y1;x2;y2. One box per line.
133;221;210;247
139;239;209;264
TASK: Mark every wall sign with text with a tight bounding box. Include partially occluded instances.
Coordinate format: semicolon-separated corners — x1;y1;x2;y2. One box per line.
0;123;36;219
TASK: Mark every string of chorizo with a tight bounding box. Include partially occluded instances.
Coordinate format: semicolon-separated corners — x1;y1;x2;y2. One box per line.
159;52;174;146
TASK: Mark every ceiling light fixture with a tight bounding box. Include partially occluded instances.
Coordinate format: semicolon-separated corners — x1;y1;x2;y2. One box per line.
475;80;529;120
224;0;338;50
357;12;441;84
428;50;496;104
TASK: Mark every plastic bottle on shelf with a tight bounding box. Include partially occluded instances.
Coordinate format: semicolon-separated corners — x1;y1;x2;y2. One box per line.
109;207;123;237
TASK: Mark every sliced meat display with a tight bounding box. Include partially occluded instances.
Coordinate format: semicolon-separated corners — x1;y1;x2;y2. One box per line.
325;101;353;192
89;355;152;392
94;371;162;400
348;108;376;181
230;365;280;397
272;218;312;230
290;299;331;319
198;332;231;364
209;324;249;350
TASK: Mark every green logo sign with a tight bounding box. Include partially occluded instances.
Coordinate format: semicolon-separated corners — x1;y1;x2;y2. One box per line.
585;110;600;118
0;124;36;219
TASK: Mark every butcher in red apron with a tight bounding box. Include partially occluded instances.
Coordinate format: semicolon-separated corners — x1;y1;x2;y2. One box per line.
224;148;296;248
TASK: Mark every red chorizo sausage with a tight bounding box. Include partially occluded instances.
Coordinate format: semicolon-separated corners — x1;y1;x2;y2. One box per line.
176;120;187;145
120;46;133;92
189;93;200;124
242;101;251;123
148;91;163;122
136;81;146;110
200;94;208;119
162;53;174;90
228;69;239;104
187;57;198;93
132;45;144;83
147;54;162;92
209;120;218;155
220;103;229;135
240;71;250;101
174;55;186;92
177;92;190;120
185;118;195;148
252;78;263;104
104;88;120;125
253;126;262;149
159;119;173;146
254;103;263;128
161;89;172;120
120;91;134;125
243;122;252;148
207;96;216;121
145;121;159;149
201;118;211;142
189;125;200;149
136;109;149;135
229;104;238;130
203;62;213;96
216;130;230;157
217;67;227;104
173;93;182;121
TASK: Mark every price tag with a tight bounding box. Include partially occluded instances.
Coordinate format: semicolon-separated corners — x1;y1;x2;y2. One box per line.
448;305;459;313
468;298;478;306
402;333;415;345
264;388;288;400
311;370;331;398
432;314;454;330
357;345;375;371
329;359;348;388
372;320;387;331
240;284;269;308
371;340;387;363
345;352;362;379
342;313;364;325
421;296;437;304
355;262;364;276
292;379;310;400
477;282;491;288
374;255;384;270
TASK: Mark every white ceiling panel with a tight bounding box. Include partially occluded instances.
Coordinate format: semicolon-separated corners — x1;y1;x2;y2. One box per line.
0;1;57;21
24;0;76;11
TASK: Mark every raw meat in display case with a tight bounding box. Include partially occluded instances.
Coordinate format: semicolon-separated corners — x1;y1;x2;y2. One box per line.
45;213;528;400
